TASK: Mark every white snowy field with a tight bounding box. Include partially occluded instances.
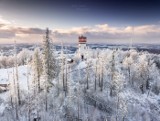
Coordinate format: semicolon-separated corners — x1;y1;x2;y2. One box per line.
0;66;30;89
0;66;30;113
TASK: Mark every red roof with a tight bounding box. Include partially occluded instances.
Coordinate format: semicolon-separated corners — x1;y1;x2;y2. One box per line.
79;36;87;43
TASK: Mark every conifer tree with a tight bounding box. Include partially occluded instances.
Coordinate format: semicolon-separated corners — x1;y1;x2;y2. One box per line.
110;50;116;96
43;28;58;88
32;48;43;93
42;28;59;111
14;41;21;106
12;41;20;120
95;60;97;91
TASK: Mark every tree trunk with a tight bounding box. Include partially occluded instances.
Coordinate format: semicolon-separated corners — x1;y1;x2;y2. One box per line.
62;59;65;91
86;63;89;90
101;65;103;92
13;68;19;120
65;60;67;97
14;42;21;106
116;95;120;121
95;61;97;91
45;84;48;111
27;64;31;121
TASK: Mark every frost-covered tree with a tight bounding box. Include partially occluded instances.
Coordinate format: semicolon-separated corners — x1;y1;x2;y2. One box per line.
14;41;21;106
86;60;90;90
0;56;7;68
17;48;31;65
0;55;15;68
32;48;43;93
110;50;116;96
134;54;153;94
7;55;15;67
43;28;58;87
123;54;134;85
42;28;59;111
94;59;98;91
112;72;126;121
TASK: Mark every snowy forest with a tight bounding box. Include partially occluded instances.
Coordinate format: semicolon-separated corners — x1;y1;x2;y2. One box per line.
1;28;160;121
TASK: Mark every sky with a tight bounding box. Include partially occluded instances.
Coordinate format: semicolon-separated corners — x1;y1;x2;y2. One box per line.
0;0;160;44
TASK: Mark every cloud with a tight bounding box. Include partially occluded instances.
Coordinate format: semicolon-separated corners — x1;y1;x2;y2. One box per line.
54;26;91;35
0;30;15;38
0;16;45;39
0;27;45;39
52;24;160;43
0;16;160;44
0;26;45;39
15;27;45;34
0;24;6;28
0;16;11;25
134;25;160;35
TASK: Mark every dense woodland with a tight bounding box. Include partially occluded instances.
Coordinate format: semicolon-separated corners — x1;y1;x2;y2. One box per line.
0;29;160;121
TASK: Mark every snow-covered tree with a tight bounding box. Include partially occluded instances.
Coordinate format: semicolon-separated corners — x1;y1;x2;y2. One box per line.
17;48;31;65
0;56;7;68
110;50;116;96
123;54;134;85
32;48;43;93
7;55;15;68
43;28;59;87
42;28;59;111
14;41;21;106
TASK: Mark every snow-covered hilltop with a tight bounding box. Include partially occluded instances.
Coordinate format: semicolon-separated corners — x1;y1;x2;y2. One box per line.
0;30;160;121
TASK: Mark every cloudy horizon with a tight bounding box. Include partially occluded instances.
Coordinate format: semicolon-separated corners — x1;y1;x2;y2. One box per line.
0;0;160;44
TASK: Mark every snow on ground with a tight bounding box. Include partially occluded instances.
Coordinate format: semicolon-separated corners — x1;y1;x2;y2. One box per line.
0;103;6;115
0;65;31;101
0;68;10;84
0;66;30;90
0;50;160;120
0;65;32;117
77;61;86;69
